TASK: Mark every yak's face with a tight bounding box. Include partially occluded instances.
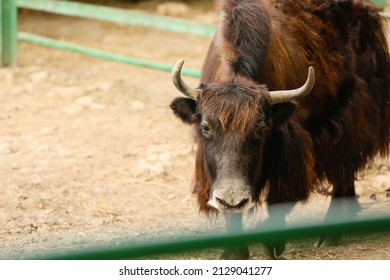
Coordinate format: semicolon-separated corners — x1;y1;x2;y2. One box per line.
170;59;314;212
170;80;296;212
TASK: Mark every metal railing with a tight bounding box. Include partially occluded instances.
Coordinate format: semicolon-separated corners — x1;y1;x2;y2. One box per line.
1;0;213;76
28;210;390;260
0;0;389;73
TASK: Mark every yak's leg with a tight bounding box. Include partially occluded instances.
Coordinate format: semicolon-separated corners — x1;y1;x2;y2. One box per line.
220;212;249;259
261;202;294;259
315;174;361;247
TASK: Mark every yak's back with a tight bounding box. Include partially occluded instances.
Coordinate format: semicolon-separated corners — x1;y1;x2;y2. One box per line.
276;0;390;173
272;0;389;81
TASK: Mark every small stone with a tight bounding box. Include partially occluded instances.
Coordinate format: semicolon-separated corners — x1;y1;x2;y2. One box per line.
158;152;171;162
131;159;165;177
0;143;11;153
146;153;158;162
29;223;38;233
371;175;390;192
9;145;19;154
74;96;105;110
130;101;145;110
30;71;48;83
39;127;55;136
75;96;94;106
0;142;18;154
149;163;165;175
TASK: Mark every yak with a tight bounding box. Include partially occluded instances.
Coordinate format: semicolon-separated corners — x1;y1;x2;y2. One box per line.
170;0;390;259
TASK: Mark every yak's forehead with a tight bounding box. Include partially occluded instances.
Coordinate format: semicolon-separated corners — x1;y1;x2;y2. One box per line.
198;82;270;134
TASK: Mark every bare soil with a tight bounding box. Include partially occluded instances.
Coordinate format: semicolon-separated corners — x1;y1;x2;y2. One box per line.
0;0;389;260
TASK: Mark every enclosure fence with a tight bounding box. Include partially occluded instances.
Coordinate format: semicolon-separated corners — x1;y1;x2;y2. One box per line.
1;0;217;76
1;0;389;74
33;213;390;260
0;0;390;260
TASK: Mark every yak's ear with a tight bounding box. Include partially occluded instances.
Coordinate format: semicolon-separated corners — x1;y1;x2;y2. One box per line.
170;97;197;124
270;102;296;126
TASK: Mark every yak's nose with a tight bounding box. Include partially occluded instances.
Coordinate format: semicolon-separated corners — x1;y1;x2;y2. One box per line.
216;197;249;209
208;188;254;211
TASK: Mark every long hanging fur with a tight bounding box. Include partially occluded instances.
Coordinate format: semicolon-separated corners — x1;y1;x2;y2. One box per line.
192;0;390;212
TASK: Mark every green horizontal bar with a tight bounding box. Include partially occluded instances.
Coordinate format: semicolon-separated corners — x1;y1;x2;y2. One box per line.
16;0;216;37
18;32;201;78
30;214;390;260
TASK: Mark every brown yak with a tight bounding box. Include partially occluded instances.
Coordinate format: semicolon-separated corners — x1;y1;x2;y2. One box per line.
170;0;390;259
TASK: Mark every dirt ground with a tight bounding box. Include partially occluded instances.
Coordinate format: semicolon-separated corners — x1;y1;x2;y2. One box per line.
0;0;389;260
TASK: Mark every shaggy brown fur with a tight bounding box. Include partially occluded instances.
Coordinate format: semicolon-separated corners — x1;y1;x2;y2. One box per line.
190;0;390;212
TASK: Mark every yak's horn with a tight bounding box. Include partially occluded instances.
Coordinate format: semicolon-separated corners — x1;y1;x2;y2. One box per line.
171;59;201;100
269;66;315;104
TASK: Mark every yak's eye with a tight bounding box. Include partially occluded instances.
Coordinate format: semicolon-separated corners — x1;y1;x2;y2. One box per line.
254;122;267;138
201;121;212;138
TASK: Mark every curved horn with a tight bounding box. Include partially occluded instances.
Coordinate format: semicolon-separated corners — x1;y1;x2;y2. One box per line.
171;59;201;100
269;66;315;105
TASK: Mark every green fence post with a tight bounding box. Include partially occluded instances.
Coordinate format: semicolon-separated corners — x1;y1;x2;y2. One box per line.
0;1;2;62
1;0;17;67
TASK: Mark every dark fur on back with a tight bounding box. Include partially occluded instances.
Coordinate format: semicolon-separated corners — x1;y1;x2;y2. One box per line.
193;0;390;212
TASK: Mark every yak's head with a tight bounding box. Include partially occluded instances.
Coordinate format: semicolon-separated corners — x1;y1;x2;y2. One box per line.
170;59;314;213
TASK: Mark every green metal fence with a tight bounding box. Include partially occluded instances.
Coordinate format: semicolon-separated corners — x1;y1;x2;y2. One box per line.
1;0;212;76
17;31;201;77
0;0;389;72
34;212;390;260
17;0;216;37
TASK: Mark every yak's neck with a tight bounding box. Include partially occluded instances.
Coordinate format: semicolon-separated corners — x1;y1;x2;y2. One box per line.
218;0;273;81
